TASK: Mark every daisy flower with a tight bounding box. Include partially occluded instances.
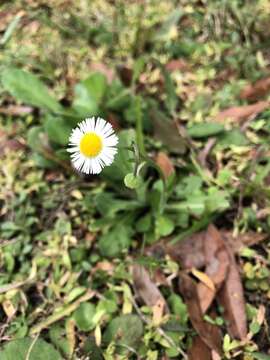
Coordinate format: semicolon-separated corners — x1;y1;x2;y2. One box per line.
67;117;118;174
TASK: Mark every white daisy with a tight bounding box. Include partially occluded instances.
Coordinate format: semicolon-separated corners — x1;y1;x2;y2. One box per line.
67;117;118;174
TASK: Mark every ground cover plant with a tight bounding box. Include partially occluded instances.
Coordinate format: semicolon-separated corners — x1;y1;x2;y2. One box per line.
1;0;270;359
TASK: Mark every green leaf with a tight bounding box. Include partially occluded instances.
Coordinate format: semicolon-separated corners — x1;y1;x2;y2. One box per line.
0;338;62;360
99;222;134;257
44;116;72;145
124;173;142;189
49;325;71;358
73;302;96;331
1;68;61;112
252;353;270;360
94;192;139;217
83;337;103;360
104;314;143;353
168;294;188;325
73;72;107;116
27;126;47;153
187;122;224;138
102;129;135;181
136;214;152;233
155;215;175;237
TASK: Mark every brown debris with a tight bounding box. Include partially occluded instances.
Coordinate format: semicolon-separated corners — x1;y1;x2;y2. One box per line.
156;151;175;179
188;336;212;360
165;59;189;72
132;264;169;314
216;101;269;123
217;241;247;340
240;76;270;101
197;225;229;313
179;273;222;354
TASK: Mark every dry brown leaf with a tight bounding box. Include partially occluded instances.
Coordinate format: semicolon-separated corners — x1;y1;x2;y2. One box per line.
191;268;215;291
197;225;230;313
222;230;267;253
179;273;222;354
156;151;175;179
166;232;206;269
217;242;247;340
240;77;270;101
165;59;189;72
187;336;212;360
132;264;168;313
216;101;269;123
152;298;166;326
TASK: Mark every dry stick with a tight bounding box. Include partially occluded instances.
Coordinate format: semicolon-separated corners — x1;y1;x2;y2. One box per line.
29;291;94;335
130;296;188;360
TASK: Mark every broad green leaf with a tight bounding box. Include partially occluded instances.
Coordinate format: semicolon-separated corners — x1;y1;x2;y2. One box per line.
73;302;96;331
99;222;133;257
44;116;72;145
94;192;139;217
136;214;152;233
217;129;249;148
32;154;56;169
73;72;107;116
0;338;62;360
1;68;61;112
252;353;270;360
155;215;175;237
187;122;224;138
102;129;135;181
49;325;71;358
83;337;103;360
104;314;143;353
27;126;47;153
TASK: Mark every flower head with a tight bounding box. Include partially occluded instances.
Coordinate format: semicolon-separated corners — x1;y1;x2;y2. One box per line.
67;117;118;174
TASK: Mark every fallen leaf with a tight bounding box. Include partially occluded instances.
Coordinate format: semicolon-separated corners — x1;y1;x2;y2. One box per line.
222;231;267;253
132;264;168;313
240;77;270;101
188;336;212;360
152;298;166;326
179;273;222;354
156;151;175;179
165;59;189;72
191;268;215;291
150;107;186;154
217;240;247;340
166;232;206;269
197;225;229;313
216;101;269;123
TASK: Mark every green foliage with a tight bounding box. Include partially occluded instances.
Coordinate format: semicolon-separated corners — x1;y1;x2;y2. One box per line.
104;314;143;353
1;68;62;113
73;302;96;331
0;338;62;360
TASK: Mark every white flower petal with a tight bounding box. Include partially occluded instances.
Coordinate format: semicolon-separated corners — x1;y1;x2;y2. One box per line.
67;117;118;174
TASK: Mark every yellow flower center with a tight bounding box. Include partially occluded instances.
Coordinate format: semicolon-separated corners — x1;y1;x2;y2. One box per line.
80;132;102;157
